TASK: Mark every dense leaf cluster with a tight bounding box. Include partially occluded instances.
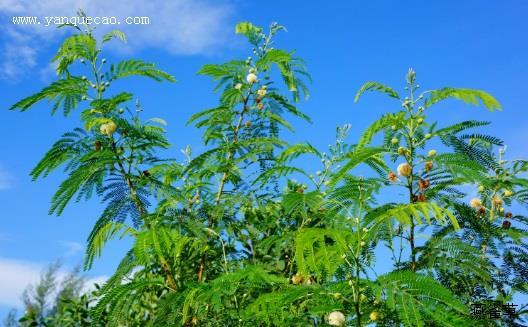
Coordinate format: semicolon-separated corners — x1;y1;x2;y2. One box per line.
6;18;527;327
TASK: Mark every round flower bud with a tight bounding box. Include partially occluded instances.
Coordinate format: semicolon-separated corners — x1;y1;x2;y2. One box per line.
257;88;267;97
291;274;304;285
428;149;437;157
391;125;397;130
360;241;366;246
118;108;124;114
503;190;513;197
397;163;412;177
245;121;252;128
417;118;424;124
387;172;398;183
234;83;242;90
424;133;432;139
257;103;264;110
391;138;399;145
470;198;482;209
502;220;511;229
246;73;258;84
478;185;485;192
327;311;345;326
370;311;379;321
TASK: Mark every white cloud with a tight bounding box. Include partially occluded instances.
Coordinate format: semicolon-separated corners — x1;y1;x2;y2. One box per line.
0;0;233;80
0;167;14;191
0;258;107;308
0;259;42;307
59;241;84;256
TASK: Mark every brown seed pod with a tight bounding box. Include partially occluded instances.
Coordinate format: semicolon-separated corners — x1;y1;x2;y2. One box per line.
418;179;430;190
425;161;433;172
478;207;486;216
387;172;397;182
94;140;102;151
245;121;252;128
505;212;513;219
502;220;511;229
296;187;305;194
417;194;427;202
257;103;264;110
255;98;261;104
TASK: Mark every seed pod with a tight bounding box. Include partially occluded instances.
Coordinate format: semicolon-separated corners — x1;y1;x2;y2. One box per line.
502;220;511;229
425;161;433;172
94;140;102;151
257;103;264;110
296;187;304;194
418;179;430;190
505;212;513;218
417;194;427;202
245;121;251;128
387;172;397;182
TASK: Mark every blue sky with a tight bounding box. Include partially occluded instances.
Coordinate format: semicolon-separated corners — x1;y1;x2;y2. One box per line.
1;0;528;318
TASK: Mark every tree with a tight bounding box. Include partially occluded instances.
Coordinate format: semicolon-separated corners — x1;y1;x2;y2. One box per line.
9;15;527;326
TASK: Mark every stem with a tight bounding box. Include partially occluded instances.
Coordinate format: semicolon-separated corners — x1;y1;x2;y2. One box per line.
110;140;177;290
405;82;417;272
198;86;254;283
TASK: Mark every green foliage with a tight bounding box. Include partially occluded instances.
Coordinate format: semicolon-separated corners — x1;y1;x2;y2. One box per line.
7;19;528;327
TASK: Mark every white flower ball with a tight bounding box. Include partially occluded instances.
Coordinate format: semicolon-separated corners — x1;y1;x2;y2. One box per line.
246;73;258;84
328;311;345;326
